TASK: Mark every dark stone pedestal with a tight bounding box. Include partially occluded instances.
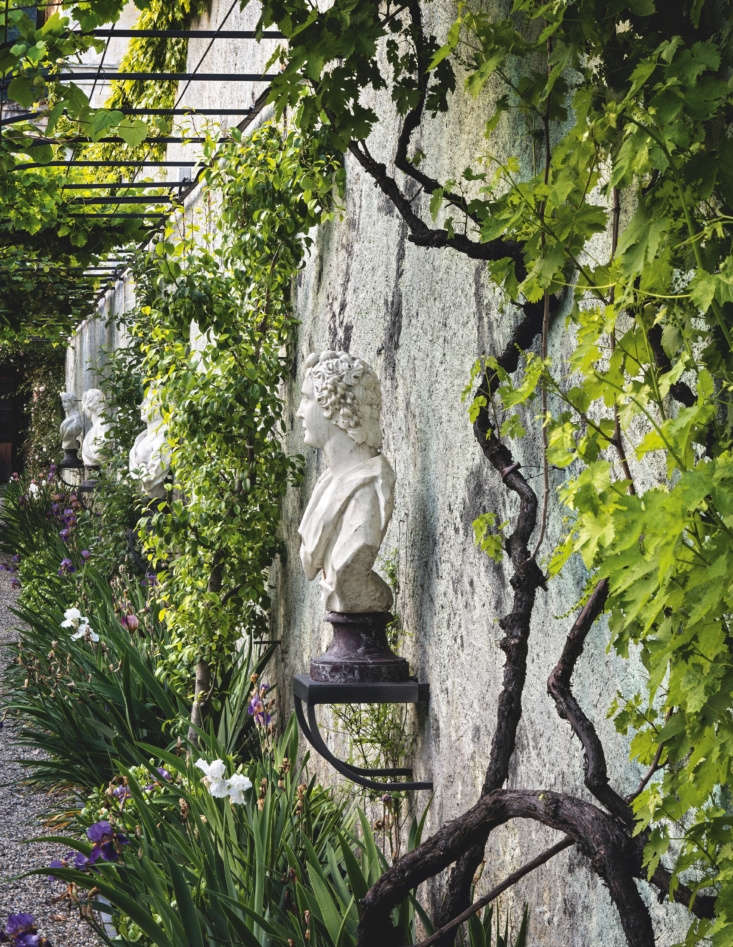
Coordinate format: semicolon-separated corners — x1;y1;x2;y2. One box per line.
310;611;410;683
59;447;83;471
59;448;83;486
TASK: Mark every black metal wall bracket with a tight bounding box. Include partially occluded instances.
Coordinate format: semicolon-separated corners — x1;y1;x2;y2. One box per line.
293;674;432;792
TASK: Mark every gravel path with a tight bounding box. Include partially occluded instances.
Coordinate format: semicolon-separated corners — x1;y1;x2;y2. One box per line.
0;549;105;946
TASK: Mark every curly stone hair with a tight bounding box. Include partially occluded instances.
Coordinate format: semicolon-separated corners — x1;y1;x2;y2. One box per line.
81;388;105;418
304;351;382;449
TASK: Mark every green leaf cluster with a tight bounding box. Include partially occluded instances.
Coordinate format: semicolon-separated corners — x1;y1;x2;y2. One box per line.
126;122;341;693
430;2;733;940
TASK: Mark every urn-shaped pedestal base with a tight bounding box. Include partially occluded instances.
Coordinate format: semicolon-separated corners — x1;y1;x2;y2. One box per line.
310;611;410;683
59;447;84;470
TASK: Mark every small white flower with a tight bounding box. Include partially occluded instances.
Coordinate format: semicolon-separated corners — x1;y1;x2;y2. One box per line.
28;482;39;497
226;773;252;804
61;607;82;628
208;779;229;798
70;620;98;643
195;758;226;781
195;758;229;797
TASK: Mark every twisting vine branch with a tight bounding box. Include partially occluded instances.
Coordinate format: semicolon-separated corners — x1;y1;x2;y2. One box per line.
359;788;656;947
547;579;633;826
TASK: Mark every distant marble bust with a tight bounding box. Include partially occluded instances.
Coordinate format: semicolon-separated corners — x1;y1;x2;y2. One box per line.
129;389;170;500
59;391;82;451
297;351;395;613
81;388;109;468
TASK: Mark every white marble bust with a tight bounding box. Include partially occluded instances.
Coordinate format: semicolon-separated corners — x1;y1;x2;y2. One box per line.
59;391;82;451
297;351;395;613
81;388;109;468
129;389;170;500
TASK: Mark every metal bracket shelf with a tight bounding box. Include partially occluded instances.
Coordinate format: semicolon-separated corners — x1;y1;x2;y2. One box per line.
293;674;432;792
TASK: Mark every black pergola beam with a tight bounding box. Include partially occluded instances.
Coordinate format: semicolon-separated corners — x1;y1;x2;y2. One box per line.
30;136;206;145
118;107;253;115
14;160;196;168
82;29;284;39
0;108;253;126
69;196;175;204
61;182;181;189
5;264;128;269
56;72;277;81
69;212;167;219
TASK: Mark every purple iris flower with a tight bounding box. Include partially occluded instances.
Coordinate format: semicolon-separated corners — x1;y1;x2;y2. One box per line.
57;558;75;576
157;767;171;781
5;916;34;936
120;613;139;632
87;820;112;843
0;914;47;946
112;785;131;804
247;683;272;727
15;934;41;946
82;821;129;867
80;549;90;561
63;508;74;519
59;528;70;542
50;503;60;515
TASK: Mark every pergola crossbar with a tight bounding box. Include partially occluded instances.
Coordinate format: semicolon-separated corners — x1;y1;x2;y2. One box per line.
13;160;197;168
69;212;167;218
69;196;175;204
30;136;206;146
60;182;182;189
57;72;278;81
0;108;253;127
82;29;285;39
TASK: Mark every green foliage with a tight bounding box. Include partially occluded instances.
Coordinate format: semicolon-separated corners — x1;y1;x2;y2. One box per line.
0;1;211;345
254;0;727;938
0;343;66;477
464;904;529;947
254;0;454;151
42;718;432;947
90;332;151;573
421;2;733;941
70;0;212;174
123;122;340;697
1;548;187;790
473;511;509;564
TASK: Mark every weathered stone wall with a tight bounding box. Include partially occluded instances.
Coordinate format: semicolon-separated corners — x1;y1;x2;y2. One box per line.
65;281;132;410
72;2;688;943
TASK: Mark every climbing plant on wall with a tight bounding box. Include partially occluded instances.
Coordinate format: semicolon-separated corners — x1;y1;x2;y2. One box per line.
0;0;212;345
122;122;341;733
240;1;733;945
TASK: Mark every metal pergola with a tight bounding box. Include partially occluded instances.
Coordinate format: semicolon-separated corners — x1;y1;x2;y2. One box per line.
0;8;283;294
